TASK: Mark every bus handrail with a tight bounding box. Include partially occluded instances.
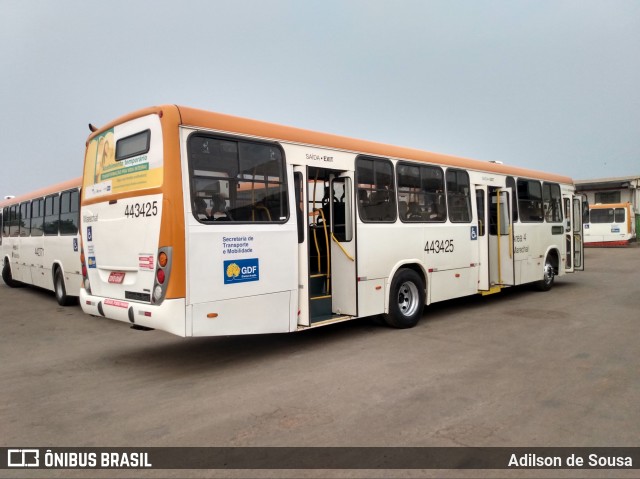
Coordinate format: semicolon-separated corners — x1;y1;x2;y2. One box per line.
331;233;355;262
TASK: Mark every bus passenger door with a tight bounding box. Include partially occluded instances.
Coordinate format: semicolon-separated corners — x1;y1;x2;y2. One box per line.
474;185;490;291
293;167;310;327
563;195;574;272
572;195;585;271
489;187;515;287
330;173;357;316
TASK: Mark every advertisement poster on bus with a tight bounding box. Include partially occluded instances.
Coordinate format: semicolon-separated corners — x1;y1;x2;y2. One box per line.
83;116;163;199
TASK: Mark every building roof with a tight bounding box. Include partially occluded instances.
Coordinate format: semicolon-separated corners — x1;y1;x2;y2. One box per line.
575;175;640;191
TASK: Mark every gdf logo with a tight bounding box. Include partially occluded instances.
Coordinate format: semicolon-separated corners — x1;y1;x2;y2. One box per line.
8;449;39;467
223;258;260;284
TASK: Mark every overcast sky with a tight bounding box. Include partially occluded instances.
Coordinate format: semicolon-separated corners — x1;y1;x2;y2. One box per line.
1;0;639;197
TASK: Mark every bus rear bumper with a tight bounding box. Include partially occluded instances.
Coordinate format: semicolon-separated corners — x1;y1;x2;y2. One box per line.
80;288;186;337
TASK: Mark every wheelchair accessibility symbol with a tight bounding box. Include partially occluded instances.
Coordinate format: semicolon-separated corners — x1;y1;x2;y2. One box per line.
470;226;478;240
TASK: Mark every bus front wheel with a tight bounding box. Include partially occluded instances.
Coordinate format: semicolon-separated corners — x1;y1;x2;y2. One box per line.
384;268;425;329
535;256;555;292
2;260;20;288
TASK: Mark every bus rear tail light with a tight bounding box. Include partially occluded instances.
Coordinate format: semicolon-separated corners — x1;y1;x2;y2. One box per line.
152;246;172;304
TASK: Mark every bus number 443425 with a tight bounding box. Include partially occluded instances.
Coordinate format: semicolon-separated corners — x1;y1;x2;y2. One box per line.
124;201;158;218
424;239;454;254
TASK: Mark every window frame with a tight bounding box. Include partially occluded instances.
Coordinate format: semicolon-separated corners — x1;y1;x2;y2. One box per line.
19;202;30;237
31;198;44;237
187;132;289;225
355;156;397;223
594;191;621;204
1;207;7;238
396;161;446;223
542;182;563;223
506;176;518;222
445;168;472;224
517;179;544;223
59;189;80;236
115;129;151;162
44;193;60;236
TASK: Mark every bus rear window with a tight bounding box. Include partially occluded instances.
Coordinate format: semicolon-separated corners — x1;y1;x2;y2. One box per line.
590;208;625;224
116;130;151;161
188;135;288;223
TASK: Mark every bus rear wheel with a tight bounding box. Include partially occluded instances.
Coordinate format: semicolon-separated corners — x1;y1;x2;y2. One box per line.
384;268;425;328
54;269;74;306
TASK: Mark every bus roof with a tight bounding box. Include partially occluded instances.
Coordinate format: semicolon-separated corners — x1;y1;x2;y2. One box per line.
0;177;82;209
589;202;630;210
89;105;574;185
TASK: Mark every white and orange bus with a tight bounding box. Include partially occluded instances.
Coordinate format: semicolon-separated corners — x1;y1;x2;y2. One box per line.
79;105;585;336
1;178;82;305
585;203;635;247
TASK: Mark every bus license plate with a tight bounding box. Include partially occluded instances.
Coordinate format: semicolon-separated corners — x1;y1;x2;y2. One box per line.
108;272;126;284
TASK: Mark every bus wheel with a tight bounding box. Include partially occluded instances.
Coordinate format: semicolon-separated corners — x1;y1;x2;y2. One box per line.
535;256;555;292
384;268;425;328
2;260;20;288
54;269;74;306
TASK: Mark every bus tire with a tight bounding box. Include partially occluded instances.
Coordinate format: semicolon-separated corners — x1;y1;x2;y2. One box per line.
54;269;74;306
2;260;20;288
535;256;555;292
384;268;425;329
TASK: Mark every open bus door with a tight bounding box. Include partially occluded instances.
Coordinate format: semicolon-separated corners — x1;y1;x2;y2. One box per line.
572;195;585;271
474;185;490;291
563;195;574;272
298;166;357;326
563;194;586;272
488;187;515;289
329;173;357;316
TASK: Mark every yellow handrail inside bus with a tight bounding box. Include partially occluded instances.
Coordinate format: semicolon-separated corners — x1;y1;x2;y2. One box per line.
312;172;321;274
331;233;355;261
315;208;331;289
311;218;322;275
253;205;271;221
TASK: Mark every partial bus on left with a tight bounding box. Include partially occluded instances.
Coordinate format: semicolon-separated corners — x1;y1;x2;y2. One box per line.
0;178;82;305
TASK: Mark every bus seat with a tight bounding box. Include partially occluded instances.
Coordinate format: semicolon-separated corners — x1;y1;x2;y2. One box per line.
399;201;408;220
407;202;421;220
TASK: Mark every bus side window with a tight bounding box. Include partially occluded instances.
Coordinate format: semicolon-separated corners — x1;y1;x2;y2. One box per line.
446;169;471;223
31;199;44;237
517;179;543;222
44;194;60;236
396;162;446;223
476;190;485;236
355;156;396;223
60;190;79;235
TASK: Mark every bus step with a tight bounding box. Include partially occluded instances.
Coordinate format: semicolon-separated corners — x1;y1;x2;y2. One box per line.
310;295;332;320
310;274;328;296
480;285;502;296
308;314;353;327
